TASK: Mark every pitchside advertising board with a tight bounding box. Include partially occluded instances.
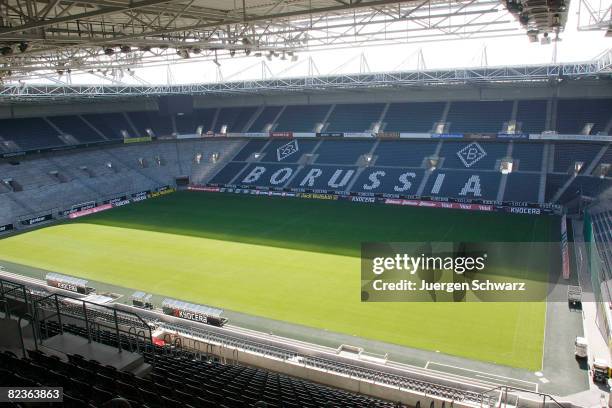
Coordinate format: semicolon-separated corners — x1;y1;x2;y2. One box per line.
191;184;560;215
0;223;14;233
60;202;97;217
21;213;53;226
63;185;177;220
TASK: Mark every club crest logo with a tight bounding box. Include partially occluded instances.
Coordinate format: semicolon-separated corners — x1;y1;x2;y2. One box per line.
457;142;486;168
277;139;299;161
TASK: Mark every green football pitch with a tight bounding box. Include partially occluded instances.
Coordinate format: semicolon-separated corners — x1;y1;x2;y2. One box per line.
0;192;557;370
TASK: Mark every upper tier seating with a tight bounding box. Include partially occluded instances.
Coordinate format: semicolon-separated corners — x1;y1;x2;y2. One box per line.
248;106;282;132
175;109;210;134
128;111;174;137
47;115;105;144
553;143;605;173
516;100;547;134
383;102;445;133
446;101;512;134
326;103;385;132
556;98;612;135
275;105;330;132
214;107;258;133
193;108;218;133
3;98;611;153
81;113;132;140
0;118;66;150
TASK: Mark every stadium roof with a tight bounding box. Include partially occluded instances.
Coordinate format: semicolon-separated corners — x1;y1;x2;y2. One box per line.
0;0;574;81
1;49;610;102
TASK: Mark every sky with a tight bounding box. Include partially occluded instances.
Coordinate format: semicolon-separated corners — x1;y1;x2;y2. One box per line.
38;0;612;86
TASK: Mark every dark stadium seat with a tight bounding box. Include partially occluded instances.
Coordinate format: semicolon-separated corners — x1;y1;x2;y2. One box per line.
446;101;512;133
553;142;605;173
511;142;544;172
515;100;547;133
248;106;283;132
439;141;508;170
326;103;385;132
555;98;612;135
314;139;374;164
503;173;541;203
22;321;402;408
275;104;331;132
373;140;437;167
214;106;258;133
383;102;445;133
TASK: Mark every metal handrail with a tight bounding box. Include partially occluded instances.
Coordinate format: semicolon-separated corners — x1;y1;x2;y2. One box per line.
478;385;571;408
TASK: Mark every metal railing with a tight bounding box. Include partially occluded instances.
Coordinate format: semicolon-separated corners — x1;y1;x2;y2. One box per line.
479;385;571;408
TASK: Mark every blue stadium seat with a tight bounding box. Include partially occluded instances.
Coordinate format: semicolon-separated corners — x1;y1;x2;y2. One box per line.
81;113;132;139
511;142;544;172
315;140;374;165
175;112;199;134
559;176;612;202
351;168;425;196
0;117;66;150
446;101;512;133
545;174;570;202
238;163;301;188
552;143;605;173
259;140;319;163
383;102;444;132
248;106;282;132
275;105;330;132
128;111;173;137
47;115;104;144
326;103;385;132
209;162;248;185
232;139;269;161
503;173;541;203
516;100;547;133
214;107;257;133
373;140;437;167
287;165;358;192
556;99;612;135
192;108;218;133
439;141;508;170
592;145;612;174
422;170;501;200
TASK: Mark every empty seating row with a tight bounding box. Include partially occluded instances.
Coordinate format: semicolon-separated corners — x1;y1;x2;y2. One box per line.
27;321;400;408
2;98;611;152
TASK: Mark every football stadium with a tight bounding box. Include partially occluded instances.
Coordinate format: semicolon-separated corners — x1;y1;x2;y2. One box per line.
0;0;610;407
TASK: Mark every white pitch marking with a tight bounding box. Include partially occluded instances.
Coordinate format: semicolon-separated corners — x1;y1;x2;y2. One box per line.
427;362;539;392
